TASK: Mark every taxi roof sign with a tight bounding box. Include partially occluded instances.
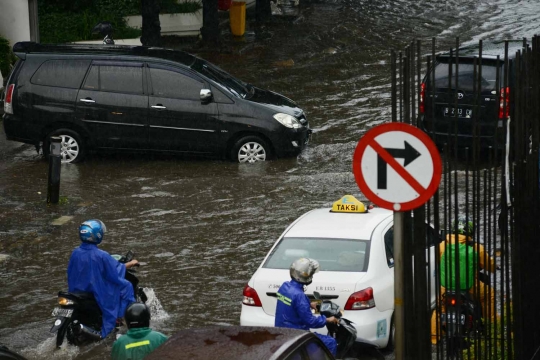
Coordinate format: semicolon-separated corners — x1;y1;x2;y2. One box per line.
331;195;367;213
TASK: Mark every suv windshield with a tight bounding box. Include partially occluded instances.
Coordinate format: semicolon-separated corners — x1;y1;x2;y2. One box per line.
192;60;251;98
263;237;369;272
432;61;502;92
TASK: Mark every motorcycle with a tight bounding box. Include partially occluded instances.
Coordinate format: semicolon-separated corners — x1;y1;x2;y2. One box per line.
313;291;384;360
439;271;491;356
50;251;147;348
91;21;115;45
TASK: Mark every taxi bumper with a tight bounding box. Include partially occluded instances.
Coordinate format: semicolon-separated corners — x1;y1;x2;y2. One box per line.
240;305;274;327
241;304;393;349
343;307;393;348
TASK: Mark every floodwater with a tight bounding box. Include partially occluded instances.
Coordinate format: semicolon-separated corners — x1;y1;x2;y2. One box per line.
0;0;537;359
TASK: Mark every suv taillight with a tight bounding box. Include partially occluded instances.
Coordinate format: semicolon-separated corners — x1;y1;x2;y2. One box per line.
499;86;510;119
242;284;262;307
419;83;426;114
4;84;14;115
344;287;375;310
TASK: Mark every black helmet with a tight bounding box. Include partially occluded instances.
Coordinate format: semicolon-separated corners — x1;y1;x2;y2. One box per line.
125;302;151;329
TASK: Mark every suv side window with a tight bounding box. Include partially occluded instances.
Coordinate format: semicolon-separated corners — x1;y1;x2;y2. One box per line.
82;63;144;94
148;66;203;100
31;59;90;89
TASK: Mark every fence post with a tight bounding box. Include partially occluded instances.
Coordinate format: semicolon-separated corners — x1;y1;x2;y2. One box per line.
47;136;61;205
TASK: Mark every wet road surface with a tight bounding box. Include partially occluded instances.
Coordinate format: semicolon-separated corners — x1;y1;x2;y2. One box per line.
0;0;538;358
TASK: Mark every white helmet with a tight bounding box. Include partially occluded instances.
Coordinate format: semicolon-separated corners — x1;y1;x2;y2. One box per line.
290;258;320;285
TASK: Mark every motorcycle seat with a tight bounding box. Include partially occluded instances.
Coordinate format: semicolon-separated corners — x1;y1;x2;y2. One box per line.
58;291;96;301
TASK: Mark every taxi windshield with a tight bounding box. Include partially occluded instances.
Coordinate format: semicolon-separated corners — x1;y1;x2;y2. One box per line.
263;237;370;272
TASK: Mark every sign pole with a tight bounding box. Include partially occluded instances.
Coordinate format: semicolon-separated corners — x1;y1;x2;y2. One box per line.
393;210;405;360
352;122;442;360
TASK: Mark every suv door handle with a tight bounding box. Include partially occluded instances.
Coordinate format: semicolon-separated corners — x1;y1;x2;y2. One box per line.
151;105;167;110
80;98;95;103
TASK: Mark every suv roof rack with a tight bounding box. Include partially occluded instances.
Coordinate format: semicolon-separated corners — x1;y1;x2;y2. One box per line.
437;39;527;60
12;41;196;66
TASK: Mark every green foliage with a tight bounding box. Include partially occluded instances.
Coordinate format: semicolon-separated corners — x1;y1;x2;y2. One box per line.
160;0;202;14
124;0;202;15
462;309;514;360
0;34;17;81
38;0;141;43
38;0;201;43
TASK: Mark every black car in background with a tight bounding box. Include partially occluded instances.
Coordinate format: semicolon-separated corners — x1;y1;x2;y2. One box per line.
419;40;525;149
2;42;311;163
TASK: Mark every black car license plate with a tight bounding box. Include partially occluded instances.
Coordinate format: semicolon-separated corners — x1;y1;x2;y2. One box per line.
443;107;473;118
52;307;73;318
442;312;465;325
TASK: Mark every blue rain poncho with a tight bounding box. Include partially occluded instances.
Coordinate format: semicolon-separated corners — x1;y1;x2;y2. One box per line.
275;279;337;355
67;243;135;338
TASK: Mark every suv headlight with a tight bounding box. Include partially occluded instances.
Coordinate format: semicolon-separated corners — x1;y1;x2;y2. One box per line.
273;113;302;129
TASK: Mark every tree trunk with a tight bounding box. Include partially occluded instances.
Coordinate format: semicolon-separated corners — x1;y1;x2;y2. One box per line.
256;0;272;23
201;0;220;43
141;0;161;46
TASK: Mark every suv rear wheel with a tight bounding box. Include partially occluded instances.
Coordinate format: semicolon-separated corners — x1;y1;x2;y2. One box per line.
231;136;271;163
44;129;85;164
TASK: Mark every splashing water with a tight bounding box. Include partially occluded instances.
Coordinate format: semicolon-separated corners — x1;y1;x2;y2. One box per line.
18;289;167;359
20;337;80;360
143;287;170;322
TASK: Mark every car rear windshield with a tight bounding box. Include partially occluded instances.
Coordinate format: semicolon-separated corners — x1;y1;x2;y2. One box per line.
432;61;502;92
263;237;369;272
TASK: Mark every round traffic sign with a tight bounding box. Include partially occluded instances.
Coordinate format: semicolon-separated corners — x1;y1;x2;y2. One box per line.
352;122;442;211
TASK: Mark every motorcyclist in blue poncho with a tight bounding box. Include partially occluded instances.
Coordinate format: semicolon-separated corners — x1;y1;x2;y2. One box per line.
275;258;338;356
67;219;139;339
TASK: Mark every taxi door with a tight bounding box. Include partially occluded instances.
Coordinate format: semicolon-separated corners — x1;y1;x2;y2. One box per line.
383;222;440;308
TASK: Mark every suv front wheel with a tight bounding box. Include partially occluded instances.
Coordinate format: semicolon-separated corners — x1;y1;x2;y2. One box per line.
44;129;85;164
231;136;271;163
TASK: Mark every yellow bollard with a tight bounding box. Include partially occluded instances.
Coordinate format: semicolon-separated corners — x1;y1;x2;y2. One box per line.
229;1;246;36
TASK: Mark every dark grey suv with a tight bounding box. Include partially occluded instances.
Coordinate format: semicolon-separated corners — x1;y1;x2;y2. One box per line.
3;42;311;163
419;40;525;149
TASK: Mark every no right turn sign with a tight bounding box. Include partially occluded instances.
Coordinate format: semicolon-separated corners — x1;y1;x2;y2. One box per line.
353;122;442;211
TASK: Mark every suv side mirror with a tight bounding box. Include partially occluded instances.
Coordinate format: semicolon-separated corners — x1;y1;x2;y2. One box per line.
200;88;213;104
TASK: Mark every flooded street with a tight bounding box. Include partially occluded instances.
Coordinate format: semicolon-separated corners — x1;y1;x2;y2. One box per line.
0;0;538;358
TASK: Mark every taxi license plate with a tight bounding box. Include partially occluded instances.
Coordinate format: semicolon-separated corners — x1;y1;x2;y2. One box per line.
52;308;73;318
443;107;473;118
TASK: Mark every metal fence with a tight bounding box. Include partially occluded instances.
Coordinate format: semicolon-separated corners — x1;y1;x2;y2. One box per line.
390;36;540;359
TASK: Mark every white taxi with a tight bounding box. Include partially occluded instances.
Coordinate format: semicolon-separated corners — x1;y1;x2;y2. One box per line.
240;195;439;349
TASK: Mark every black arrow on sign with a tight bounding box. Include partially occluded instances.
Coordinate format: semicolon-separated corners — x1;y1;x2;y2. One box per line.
377;141;421;189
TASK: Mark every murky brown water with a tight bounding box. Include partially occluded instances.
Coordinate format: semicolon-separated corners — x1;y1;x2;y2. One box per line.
0;0;536;358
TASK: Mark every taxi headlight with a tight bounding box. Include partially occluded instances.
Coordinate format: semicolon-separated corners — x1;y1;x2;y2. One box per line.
273;113;302;129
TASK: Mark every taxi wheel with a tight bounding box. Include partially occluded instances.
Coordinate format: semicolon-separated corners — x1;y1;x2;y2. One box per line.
231;136;271;163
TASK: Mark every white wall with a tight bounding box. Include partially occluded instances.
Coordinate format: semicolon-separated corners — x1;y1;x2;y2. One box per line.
0;0;31;82
0;0;31;44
